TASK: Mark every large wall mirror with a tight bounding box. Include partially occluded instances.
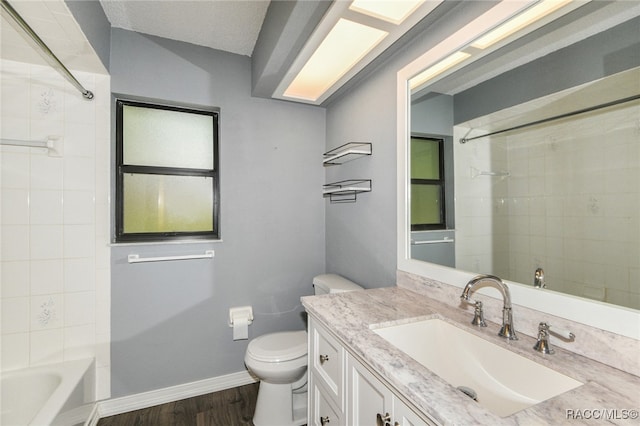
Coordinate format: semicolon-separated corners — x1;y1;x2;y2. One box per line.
397;1;640;339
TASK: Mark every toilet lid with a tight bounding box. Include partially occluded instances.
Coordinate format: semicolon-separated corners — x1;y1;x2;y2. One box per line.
247;330;307;362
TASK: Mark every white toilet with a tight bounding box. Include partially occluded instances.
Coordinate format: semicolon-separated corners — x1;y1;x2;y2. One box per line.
245;274;363;426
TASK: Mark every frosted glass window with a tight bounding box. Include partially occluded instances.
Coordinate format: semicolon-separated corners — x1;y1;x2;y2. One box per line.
411;184;443;225
116;98;219;242
411;138;441;180
123;174;214;233
410;136;445;230
123;105;214;169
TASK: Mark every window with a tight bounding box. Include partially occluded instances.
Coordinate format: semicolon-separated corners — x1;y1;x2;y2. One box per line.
115;99;219;242
410;136;445;230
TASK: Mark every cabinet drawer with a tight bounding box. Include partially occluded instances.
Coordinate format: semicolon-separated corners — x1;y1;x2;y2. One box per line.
310;382;343;426
310;319;344;409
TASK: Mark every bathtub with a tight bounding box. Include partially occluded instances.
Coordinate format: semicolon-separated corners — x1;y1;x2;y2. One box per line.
1;358;95;426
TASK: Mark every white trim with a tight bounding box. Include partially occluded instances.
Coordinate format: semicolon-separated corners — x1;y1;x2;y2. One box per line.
95;370;257;419
84;404;101;426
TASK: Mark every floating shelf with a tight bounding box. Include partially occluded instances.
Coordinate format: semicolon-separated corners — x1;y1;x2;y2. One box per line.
323;142;371;166
323;179;371;203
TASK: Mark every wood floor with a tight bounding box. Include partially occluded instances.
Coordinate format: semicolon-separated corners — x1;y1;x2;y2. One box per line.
97;383;259;426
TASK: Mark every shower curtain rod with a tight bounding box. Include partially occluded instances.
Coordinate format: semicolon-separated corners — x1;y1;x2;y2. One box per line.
1;0;94;100
459;93;640;144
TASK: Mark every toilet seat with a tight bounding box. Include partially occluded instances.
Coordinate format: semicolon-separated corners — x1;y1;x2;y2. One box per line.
247;330;307;363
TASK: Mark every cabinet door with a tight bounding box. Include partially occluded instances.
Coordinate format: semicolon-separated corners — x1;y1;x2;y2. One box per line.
347;354;393;426
310;319;345;409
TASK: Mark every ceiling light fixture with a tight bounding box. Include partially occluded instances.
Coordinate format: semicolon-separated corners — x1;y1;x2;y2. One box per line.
283;18;388;102
349;0;426;25
408;0;578;92
471;0;574;49
277;0;442;104
409;51;471;89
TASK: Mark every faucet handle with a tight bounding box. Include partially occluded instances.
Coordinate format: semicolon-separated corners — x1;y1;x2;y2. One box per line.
533;322;554;354
549;325;575;341
533;322;574;354
471;301;487;327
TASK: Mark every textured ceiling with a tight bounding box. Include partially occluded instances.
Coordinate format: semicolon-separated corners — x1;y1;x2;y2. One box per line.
99;0;271;57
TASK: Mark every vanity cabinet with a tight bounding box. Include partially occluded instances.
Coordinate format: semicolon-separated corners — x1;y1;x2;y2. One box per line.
309;317;435;426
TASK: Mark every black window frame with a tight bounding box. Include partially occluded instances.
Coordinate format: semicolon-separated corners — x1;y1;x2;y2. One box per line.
115;98;220;242
410;135;446;231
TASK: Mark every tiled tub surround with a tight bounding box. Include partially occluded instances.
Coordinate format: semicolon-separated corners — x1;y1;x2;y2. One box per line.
0;59;111;399
302;286;640;424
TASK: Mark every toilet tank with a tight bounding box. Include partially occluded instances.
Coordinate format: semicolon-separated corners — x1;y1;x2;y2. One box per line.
313;274;363;295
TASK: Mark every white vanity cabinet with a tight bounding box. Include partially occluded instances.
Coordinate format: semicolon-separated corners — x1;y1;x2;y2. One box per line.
309;317;435;426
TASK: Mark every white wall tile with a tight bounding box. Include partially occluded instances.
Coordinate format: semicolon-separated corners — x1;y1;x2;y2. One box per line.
64;95;95;126
30;328;63;366
1;260;30;298
63;190;94;224
30;259;63;295
30;155;63;190
64;291;94;326
1;225;30;261
30;225;63;259
30;190;63;224
1;189;29;225
30;294;63;331
1;332;29;371
1;296;29;334
63;224;94;258
64;122;96;158
63;257;95;292
63;157;94;190
0;117;30;143
64;323;95;361
1;151;30;189
1;75;29;119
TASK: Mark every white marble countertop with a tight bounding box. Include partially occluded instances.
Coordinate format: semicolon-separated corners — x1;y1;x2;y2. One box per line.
301;287;640;425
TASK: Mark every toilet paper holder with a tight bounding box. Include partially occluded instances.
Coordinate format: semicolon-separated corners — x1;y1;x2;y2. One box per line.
229;306;254;327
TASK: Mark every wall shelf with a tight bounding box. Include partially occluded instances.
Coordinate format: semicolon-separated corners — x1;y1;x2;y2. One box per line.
323;142;372;166
323;179;371;203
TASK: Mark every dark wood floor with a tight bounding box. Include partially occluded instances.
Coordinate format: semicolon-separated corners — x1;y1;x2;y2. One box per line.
98;383;259;426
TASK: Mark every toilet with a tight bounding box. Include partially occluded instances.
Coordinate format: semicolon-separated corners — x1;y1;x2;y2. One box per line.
244;274;363;426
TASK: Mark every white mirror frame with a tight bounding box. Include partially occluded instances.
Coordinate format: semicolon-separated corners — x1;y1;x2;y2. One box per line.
397;60;640;341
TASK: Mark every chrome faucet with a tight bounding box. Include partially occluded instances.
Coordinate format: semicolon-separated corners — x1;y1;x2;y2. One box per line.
534;268;545;288
460;274;518;340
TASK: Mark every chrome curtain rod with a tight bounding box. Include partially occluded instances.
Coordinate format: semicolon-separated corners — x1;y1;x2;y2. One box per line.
459;93;640;144
1;0;94;100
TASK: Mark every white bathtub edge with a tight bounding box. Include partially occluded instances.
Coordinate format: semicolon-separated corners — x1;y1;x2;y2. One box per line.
96;370;257;419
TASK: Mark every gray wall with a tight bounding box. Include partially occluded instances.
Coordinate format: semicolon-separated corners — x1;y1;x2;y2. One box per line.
109;29;326;397
411;93;453;137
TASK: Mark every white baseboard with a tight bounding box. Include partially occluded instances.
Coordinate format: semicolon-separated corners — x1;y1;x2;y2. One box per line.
95;370;258;419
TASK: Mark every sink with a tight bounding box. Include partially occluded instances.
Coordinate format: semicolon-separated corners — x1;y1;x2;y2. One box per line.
372;318;583;417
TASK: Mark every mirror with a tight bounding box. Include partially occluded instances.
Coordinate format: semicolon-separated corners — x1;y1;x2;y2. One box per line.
397;1;640;339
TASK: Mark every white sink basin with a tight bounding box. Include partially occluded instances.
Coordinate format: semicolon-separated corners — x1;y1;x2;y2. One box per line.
372;318;583;417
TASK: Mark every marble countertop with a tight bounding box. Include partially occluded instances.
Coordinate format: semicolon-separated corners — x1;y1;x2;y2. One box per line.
301;287;640;425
